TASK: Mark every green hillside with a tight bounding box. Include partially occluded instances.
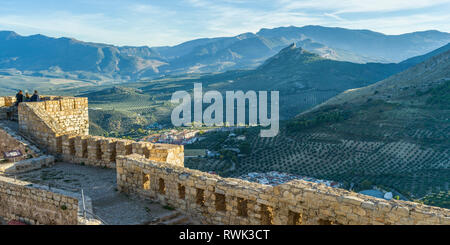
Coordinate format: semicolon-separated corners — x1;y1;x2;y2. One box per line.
80;43;413;136
187;48;450;207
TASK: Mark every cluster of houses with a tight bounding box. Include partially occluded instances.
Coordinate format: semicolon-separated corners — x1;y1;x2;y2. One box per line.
227;133;246;141
142;129;201;145
238;171;342;187
142;125;248;147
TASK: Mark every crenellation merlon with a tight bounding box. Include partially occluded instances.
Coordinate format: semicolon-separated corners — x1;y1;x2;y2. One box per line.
115;154;450;225
0;95;184;168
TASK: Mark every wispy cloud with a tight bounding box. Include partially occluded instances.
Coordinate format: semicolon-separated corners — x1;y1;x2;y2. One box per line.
278;0;450;14
336;13;450;34
0;0;448;46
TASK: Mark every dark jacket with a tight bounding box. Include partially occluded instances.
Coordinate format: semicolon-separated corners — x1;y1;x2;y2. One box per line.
15;93;24;104
30;94;40;102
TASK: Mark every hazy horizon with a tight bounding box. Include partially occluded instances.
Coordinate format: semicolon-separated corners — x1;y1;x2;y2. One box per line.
2;25;450;49
1;0;449;47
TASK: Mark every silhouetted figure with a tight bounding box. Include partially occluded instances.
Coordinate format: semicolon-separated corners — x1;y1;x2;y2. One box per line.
25;92;31;102
15;90;24;106
30;90;40;102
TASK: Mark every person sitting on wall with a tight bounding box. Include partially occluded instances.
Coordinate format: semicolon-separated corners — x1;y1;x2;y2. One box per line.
30;90;40;102
15;90;24;106
25;92;31;102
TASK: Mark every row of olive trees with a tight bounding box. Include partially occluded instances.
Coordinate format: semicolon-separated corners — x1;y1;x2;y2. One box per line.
286;109;351;132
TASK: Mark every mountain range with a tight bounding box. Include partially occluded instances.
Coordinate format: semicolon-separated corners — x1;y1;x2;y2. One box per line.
81;41;450;137
1;25;450;82
147;42;449;120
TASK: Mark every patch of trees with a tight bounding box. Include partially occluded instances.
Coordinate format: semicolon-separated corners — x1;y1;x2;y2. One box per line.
425;80;450;107
220;149;237;162
238;142;252;154
287;109;351;132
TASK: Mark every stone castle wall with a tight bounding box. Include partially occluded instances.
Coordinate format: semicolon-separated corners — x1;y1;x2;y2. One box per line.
0;96;16;107
58;134;184;168
0;96;17;120
117;154;450;225
0;95;184;225
3;96;184;168
2;95;450;225
18;97;89;152
0;175;78;225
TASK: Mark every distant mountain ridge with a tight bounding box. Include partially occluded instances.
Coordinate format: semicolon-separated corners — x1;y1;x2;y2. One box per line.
0;31;167;80
257;26;450;61
400;43;450;65
304;45;450;113
1;25;450;81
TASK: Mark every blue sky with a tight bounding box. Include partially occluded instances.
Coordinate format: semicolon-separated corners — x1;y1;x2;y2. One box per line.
0;0;449;47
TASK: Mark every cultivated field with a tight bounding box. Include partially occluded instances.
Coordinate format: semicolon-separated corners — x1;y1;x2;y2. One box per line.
186;116;449;205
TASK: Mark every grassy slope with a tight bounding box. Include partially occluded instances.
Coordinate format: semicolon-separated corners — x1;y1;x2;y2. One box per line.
78;46;409;135
187;49;450;207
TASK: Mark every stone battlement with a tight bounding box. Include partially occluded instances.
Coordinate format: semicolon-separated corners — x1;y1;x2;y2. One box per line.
0;96;16;107
58;135;184;168
0;95;449;225
0;96;184;168
18;97;89;142
0;126;40;162
116;154;450;225
0;175;79;225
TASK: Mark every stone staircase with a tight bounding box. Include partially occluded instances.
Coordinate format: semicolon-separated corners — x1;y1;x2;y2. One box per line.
0;120;55;174
0;120;40;153
0;120;41;153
